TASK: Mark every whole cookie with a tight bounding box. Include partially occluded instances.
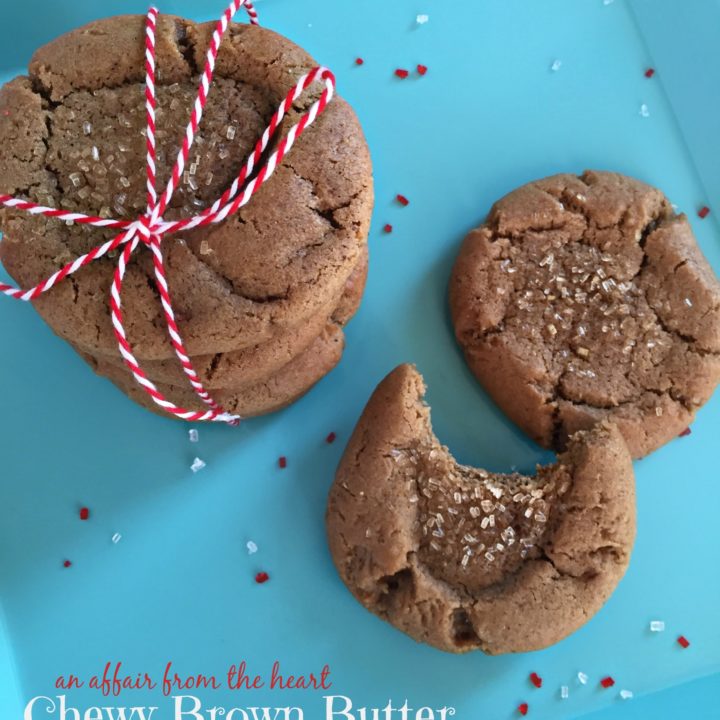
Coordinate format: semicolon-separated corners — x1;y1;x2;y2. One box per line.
0;14;373;359
450;171;720;458
326;364;636;654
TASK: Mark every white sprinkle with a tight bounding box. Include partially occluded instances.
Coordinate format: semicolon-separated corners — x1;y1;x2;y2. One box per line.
111;532;122;544
484;551;495;562
188;428;199;443
481;516;490;530
525;507;534;518
226;125;237;140
684;297;693;307
246;540;258;555
551;59;562;72
650;619;665;632
416;13;429;24
560;686;569;700
481;499;494;513
91;146;100;162
191;457;206;473
469;506;480;518
639;103;650;118
82;121;93;135
461;554;470;567
578;671;589;685
619;690;634;700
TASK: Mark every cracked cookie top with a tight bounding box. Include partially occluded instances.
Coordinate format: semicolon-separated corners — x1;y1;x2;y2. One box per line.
450;171;720;458
0;14;373;359
326;364;636;654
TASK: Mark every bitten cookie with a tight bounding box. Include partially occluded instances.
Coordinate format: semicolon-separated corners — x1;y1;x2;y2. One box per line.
0;14;373;359
326;364;636;655
450;171;720;458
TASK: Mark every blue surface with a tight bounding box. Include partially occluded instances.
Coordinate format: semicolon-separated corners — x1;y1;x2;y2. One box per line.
1;1;719;719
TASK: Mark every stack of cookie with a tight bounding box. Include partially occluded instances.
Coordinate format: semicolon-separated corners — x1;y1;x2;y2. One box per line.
0;15;373;418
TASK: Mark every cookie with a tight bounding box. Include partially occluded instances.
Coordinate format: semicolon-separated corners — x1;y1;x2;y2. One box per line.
326;364;636;654
450;171;720;458
82;323;344;418
0;14;373;359
72;245;367;388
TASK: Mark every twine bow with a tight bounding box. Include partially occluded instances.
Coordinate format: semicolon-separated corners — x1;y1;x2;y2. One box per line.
0;0;336;424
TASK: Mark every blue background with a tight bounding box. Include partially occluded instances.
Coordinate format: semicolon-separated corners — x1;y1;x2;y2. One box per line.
0;1;718;719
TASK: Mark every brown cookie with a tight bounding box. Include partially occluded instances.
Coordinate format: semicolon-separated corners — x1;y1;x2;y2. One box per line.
81;323;344;418
72;245;367;388
450;171;720;458
0;14;373;359
326;364;636;654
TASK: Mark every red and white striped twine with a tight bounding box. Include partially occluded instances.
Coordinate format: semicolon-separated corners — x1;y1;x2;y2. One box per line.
0;0;336;424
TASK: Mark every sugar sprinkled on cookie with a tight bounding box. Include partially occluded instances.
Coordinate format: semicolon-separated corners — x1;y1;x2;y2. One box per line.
449;171;720;458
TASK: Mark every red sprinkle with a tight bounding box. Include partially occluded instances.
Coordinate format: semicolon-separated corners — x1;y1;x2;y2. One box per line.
63;560;72;568
417;64;428;76
698;206;710;219
677;635;690;648
394;68;409;79
529;672;543;689
644;68;655;78
326;431;337;444
355;57;364;66
383;223;393;233
679;427;692;437
2;110;9;117
600;676;615;689
255;572;270;584
518;703;529;716
396;194;410;206
278;456;287;469
79;507;90;521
